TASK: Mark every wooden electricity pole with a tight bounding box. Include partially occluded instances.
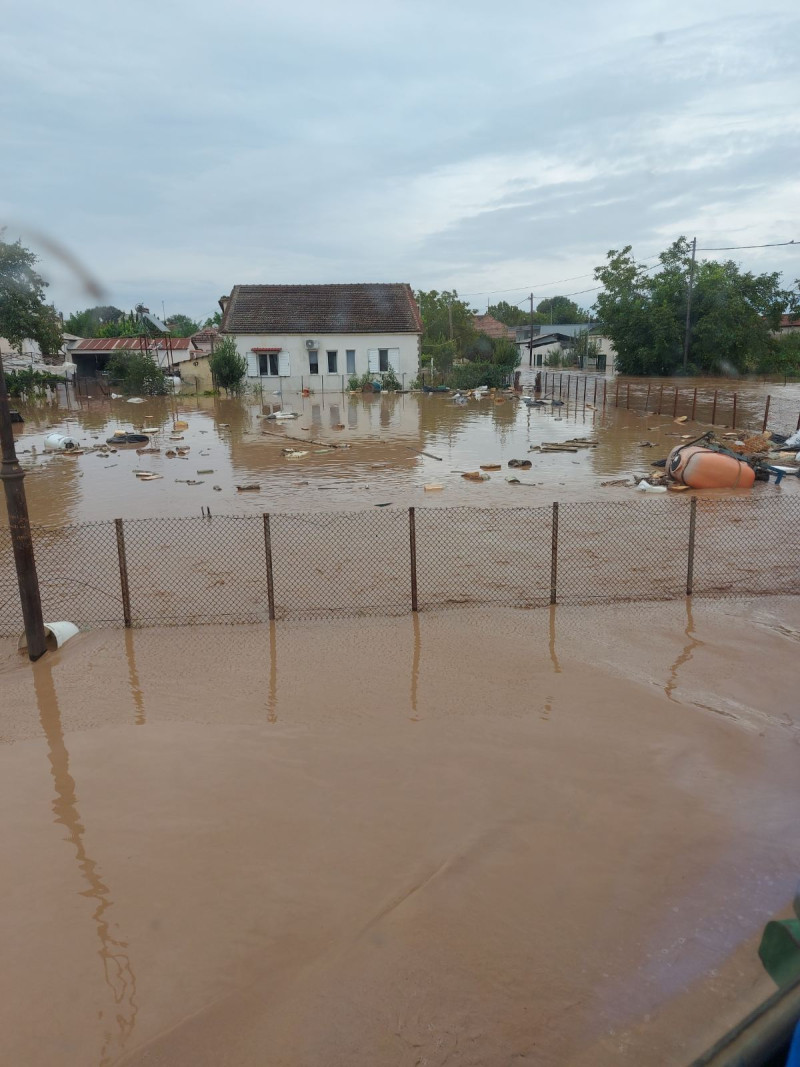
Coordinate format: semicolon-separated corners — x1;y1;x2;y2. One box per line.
0;352;47;660
682;236;697;371
529;293;534;367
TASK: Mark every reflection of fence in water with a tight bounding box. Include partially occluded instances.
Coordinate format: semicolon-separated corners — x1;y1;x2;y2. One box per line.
542;372;800;434
1;499;798;634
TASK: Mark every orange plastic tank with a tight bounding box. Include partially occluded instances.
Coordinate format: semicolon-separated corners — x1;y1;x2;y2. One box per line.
668;445;756;489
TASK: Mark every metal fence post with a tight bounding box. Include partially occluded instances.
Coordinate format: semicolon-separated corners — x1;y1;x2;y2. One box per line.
263;513;276;621
672;387;679;418
711;389;718;424
409;506;418;612
550;502;559;605
732;392;737;430
691;387;697;421
762;395;771;433
115;518;132;628
686;497;697;596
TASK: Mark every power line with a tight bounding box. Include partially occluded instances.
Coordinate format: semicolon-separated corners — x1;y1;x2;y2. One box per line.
459;239;798;299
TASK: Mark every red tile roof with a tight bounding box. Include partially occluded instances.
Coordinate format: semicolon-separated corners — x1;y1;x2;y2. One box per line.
472;314;516;340
780;315;800;328
220;283;422;334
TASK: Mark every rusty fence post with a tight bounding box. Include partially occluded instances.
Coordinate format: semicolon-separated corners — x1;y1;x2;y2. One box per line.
615;378;620;406
732;392;737;430
672;387;679;418
762;395;771;434
583;376;587;406
114;518;132;628
658;384;664;414
645;382;651;412
691;387;697;421
603;379;607;409
409;506;418;612
686;497;697;596
550;502;559;605
263;513;276;621
711;389;718;424
593;378;598;405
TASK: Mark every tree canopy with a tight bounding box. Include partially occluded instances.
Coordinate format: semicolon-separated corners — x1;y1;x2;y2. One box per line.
166;314;200;337
64;305;125;336
209;336;247;394
415;289;478;355
488;296;589;328
594;238;799;375
0;236;63;356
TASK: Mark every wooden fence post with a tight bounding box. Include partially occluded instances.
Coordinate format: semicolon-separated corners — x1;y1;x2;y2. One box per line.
645;382;651;412
711;389;718;424
691;387;697;422
603;379;607;409
550;502;559;605
615;379;620;406
593;378;598;405
732;392;737;430
409;506;418;612
115;518;132;628
761;395;771;434
686;497;697;596
658;384;664;414
263;513;276;621
672;387;679;418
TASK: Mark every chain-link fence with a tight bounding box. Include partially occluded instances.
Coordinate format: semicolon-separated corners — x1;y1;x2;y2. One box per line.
1;498;798;634
541;372;800;436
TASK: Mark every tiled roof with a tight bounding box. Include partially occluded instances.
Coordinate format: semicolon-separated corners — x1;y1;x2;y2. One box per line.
191;328;219;343
220;283;422;334
73;337;194;352
780;315;800;328
473;314;516;340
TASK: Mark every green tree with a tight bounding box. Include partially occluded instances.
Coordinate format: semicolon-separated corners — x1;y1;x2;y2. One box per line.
166;313;200;337
96;312;142;338
203;310;222;329
64;305;124;337
0;235;64;355
106;351;168;395
209;336;247;395
487;300;539;327
414;290;477;355
536;296;589;323
594;239;799;375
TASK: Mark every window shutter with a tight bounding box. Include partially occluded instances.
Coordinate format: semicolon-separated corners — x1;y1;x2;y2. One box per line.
388;348;400;371
367;349;379;373
246;352;259;377
278;352;290;376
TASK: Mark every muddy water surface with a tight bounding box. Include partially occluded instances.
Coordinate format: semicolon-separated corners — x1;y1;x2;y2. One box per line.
1;600;798;1066
11;372;800;525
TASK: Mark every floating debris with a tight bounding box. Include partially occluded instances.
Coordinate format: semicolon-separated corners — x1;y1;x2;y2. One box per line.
423;483;444;491
126;397;145;404
480;464;501;471
508;459;532;469
462;471;490;482
282;448;309;458
674;415;688;423
197;469;214;474
236;484;260;491
173;420;189;430
213;485;222;491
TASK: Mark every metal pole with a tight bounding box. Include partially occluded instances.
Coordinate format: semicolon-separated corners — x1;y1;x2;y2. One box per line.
409;506;418;613
691;387;697;422
762;395;771;434
711;389;718;424
658;384;664;414
645;382;651;411
114;518;132;627
263;513;276;621
673;387;679;418
559;374;563;399
0;351;47;659
732;392;737;430
602;379;607;410
583;375;587;407
528;293;534;367
593;378;598;405
550;502;559;605
682;235;697;370
615;378;620;406
686;497;697;596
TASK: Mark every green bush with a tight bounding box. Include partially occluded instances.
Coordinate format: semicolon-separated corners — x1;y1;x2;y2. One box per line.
106;351;168;395
3;367;62;399
347;374;361;390
381;367;401;391
209;337;247;395
445;363;508;390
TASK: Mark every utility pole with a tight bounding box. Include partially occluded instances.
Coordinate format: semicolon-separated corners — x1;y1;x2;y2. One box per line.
529;292;534;367
682;236;697;371
0;352;47;660
447;297;453;341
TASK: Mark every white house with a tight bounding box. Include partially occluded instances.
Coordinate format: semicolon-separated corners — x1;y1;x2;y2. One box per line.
219;283;422;391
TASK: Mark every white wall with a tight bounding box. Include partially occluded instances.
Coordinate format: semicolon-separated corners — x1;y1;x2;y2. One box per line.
229;331;420;391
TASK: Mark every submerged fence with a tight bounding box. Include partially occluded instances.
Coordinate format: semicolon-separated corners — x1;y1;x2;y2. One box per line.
0;498;798;634
541;372;800;436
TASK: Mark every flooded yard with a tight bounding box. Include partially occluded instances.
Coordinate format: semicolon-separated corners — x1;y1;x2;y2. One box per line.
9;371;800;526
1;599;798;1066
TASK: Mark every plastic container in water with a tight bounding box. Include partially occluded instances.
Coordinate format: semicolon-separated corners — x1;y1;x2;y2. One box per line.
18;621;79;654
44;433;77;451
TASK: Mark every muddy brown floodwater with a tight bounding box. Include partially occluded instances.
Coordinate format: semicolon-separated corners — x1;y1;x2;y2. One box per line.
9;372;800;525
1;599;799;1066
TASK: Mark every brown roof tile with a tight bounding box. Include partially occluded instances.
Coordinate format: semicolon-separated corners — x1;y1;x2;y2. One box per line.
220;283;422;335
472;314;516;340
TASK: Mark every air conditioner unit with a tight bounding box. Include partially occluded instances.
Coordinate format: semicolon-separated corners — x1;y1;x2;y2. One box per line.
305;339;316;349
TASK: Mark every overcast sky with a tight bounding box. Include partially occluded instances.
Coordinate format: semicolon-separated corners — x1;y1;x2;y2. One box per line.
3;0;799;322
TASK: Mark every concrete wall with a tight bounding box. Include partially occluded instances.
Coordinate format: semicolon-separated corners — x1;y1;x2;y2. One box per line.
229;331;420;393
178;354;215;392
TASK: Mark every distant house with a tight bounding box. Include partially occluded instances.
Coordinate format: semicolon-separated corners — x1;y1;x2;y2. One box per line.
219;283;422;390
515;322;616;370
778;315;800;334
70;336;205;377
472;313;516;340
0;333;81;367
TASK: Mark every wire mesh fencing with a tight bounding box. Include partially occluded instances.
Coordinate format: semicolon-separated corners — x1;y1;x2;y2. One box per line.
1;499;798;635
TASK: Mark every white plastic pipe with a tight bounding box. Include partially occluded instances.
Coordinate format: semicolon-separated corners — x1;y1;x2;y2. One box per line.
18;621;79;654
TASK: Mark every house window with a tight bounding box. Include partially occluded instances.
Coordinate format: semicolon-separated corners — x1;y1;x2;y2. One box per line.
379;349;389;372
346;349;356;375
308;349;319;374
258;352;280;376
327;350;337;373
